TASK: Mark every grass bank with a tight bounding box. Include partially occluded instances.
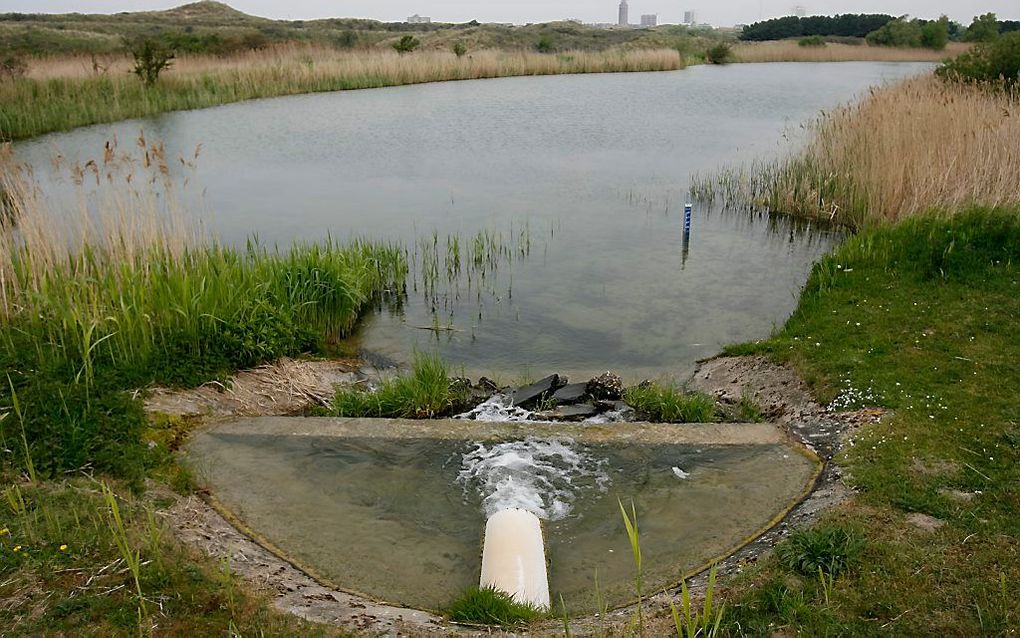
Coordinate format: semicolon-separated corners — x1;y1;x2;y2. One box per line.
733;40;969;63
0;45;682;141
721;209;1019;635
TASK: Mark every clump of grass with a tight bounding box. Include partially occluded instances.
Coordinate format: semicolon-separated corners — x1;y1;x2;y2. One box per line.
776;526;866;577
445;586;546;626
624;382;716;423
332;353;467;419
737;390;765;423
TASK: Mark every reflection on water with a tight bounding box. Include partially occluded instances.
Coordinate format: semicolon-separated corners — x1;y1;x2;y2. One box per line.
188;430;816;612
15;62;931;379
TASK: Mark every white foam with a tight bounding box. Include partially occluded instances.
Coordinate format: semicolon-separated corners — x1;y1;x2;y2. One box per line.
457;437;610;521
454;393;543;423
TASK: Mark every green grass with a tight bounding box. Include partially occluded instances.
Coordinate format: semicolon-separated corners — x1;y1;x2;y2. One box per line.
445;586;546;626
720;208;1020;635
0;478;348;636
331;352;467;419
623;382;717;423
774;525;866;577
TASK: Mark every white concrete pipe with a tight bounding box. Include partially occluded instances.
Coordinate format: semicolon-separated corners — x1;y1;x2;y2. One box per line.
479;508;550;610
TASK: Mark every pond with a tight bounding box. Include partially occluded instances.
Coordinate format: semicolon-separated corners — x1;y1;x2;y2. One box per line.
16;62;931;380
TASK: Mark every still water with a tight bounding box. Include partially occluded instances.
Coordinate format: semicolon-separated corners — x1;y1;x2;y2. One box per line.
16;62;930;379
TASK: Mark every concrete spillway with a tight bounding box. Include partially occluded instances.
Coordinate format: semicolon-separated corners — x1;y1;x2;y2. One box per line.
480;509;551;609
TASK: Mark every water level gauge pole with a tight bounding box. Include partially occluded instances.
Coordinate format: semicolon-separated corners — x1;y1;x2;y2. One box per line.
684;203;693;237
479;508;551;610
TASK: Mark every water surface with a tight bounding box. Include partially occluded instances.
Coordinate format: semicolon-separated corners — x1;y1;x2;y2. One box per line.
16;62;930;379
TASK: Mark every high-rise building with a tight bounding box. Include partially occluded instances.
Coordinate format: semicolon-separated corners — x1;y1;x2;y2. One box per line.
406;14;431;23
618;1;629;26
683;10;697;26
640;14;658;27
792;5;807;18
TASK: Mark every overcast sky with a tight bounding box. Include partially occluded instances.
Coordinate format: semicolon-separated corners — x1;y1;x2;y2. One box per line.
2;1;1017;27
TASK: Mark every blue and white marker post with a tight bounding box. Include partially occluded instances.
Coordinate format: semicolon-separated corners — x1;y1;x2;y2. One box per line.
681;203;693;266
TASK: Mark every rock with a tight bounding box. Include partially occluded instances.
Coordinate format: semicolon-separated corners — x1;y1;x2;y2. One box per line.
587;372;624;400
476;377;500;393
536;403;599;421
449;377;471;393
511;374;565;407
552;383;588;405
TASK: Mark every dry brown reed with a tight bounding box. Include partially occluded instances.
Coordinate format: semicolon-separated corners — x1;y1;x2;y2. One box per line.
766;75;1020;226
733;41;971;64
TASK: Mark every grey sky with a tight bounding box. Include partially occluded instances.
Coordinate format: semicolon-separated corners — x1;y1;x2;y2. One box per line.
2;1;1016;27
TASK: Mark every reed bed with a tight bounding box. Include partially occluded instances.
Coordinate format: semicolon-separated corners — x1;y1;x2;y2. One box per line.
693;74;1020;227
733;41;970;64
1;45;683;141
0;139;406;476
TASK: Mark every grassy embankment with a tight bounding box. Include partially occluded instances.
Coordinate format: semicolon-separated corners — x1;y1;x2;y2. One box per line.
694;40;1020;635
0;139;405;634
0;45;683;141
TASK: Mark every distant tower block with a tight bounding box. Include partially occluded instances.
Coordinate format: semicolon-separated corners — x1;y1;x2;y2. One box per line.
683;10;697;26
793;5;807;18
640;14;658;27
618;0;629;26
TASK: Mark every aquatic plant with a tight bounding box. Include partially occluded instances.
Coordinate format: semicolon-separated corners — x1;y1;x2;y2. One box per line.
331;352;468;419
623;382;716;423
693;74;1020;227
445;586;546;626
733;40;969;63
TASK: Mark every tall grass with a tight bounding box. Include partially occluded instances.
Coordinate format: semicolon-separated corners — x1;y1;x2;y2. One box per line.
694;75;1020;227
0;45;683;141
0;139;406;477
331;352;467;419
733;41;970;63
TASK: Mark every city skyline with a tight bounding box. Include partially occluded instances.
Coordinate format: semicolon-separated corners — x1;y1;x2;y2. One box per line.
0;1;1017;27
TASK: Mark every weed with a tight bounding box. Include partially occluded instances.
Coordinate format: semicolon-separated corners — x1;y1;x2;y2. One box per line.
445;586;546;626
624;382;716;423
331;352;467;418
737;389;765;423
672;564;725;638
618;498;644;633
776;526;865;577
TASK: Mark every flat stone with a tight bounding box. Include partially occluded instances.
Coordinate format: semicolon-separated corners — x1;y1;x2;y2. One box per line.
511;374;564;407
552;383;588;405
536;403;599;421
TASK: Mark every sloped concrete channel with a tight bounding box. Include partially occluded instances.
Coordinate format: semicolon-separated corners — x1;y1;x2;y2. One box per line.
181;414;820;632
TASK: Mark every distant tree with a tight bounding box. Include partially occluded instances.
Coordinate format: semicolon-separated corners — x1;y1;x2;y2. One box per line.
965;13;1000;42
392;35;420;54
1001;21;1020;35
452;42;467;57
535;34;554;53
705;43;733;64
920;16;950;51
128;38;175;87
740;14;895;41
866;18;922;48
938;31;1020;86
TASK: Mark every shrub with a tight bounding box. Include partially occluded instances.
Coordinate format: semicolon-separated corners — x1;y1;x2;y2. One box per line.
623;382;716;423
128;38;175;87
705;43;733;64
798;36;826;47
445;587;545;626
0;55;27;80
392;35;420;54
964;12;1000;43
920;16;950;51
452;42;467;57
866;18;922;48
937;31;1020;86
776;526;866;577
535;34;554;53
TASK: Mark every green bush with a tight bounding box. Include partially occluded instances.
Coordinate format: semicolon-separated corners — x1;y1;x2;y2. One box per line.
452;42;467;57
535;34;554;53
128;38;175;87
798;36;826;47
964;12;1001;43
392;35;420;54
776;526;866;577
937;31;1020;86
624;382;716;423
445;587;545;626
705;43;733;64
866;18;922;48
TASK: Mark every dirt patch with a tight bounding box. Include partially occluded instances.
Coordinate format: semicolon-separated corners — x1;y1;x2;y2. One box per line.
144;357;391;418
153;355;887;636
